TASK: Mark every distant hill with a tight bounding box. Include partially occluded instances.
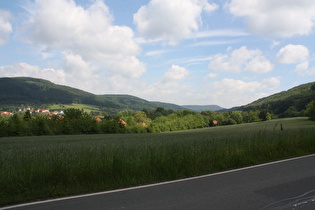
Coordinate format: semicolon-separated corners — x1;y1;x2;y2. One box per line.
183;105;224;112
240;81;315;117
100;94;185;111
0;77;184;112
2;77;313;117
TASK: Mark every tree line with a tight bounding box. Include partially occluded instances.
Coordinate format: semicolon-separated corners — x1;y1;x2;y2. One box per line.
0;101;314;137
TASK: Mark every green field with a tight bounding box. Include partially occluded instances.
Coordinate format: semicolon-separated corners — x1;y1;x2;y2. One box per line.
49;103;100;113
1;117;315;206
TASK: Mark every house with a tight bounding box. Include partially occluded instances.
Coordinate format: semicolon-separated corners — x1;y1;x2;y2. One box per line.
94;117;102;122
52;111;60;115
137;122;148;127
18;108;34;113
0;111;12;116
119;119;127;126
36;109;50;114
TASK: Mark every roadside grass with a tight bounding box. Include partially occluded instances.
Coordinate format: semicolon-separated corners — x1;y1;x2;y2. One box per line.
1;117;315;206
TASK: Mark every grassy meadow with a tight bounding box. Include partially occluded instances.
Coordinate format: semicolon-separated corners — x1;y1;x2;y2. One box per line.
1;117;315;206
49;103;100;114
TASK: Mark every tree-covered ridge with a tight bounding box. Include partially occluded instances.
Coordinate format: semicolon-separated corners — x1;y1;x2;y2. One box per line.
0;77;120;107
241;81;315;117
100;94;185;111
0;77;184;112
183;105;224;112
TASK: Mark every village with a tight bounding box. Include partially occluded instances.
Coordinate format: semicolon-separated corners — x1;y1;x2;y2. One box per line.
0;108;64;117
0;108;117;124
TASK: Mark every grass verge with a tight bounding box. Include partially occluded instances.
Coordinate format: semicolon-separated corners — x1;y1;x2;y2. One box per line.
1;117;315;206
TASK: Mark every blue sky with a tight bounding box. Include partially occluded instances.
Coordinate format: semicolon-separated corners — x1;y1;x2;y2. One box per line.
0;0;315;108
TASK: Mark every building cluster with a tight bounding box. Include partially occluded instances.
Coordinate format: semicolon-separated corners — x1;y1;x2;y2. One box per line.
0;108;64;116
18;108;64;116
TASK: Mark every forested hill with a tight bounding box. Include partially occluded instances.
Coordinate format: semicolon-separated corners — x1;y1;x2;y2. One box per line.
100;94;185;111
240;81;315;117
183;105;224;112
0;77;184;112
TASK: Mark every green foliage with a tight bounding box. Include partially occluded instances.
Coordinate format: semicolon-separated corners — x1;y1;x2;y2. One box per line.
259;110;272;121
306;101;315;121
242;81;315;117
23;110;32;121
242;110;260;123
149;110;207;132
100;119;126;134
30;116;53;136
230;111;243;124
64;108;84;120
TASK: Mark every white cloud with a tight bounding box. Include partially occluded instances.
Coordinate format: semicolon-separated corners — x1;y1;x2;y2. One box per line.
276;44;309;64
161;64;189;84
62;52;98;81
209;46;273;73
145;50;168;56
0;63;67;84
134;0;218;45
295;62;315;77
270;40;280;49
138;65;191;101
0;10;12;45
193;29;248;39
261;77;281;90
205;73;217;79
194;77;281;107
190;40;238;47
275;44;315;76
23;0;145;78
227;0;315;37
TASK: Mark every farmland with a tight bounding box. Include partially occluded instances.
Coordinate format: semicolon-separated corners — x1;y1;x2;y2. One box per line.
1;117;315;206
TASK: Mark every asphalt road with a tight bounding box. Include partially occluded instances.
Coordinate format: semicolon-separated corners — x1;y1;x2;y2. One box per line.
2;154;315;210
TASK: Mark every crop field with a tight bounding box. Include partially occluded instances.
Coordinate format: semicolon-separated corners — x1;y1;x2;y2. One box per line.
1;117;315;206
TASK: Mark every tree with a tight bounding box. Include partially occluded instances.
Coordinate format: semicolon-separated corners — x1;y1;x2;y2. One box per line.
259;110;271;121
31;116;53;136
306;101;315;121
23;110;32;121
230;111;243;124
133;111;151;124
8;114;28;136
64;108;84;120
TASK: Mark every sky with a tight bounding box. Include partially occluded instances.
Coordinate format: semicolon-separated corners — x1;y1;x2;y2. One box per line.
0;0;315;108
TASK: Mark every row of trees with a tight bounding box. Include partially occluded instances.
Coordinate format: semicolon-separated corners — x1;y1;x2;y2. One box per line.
0;107;276;137
2;99;315;137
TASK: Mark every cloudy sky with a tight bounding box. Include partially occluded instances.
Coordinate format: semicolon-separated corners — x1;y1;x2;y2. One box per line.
0;0;315;108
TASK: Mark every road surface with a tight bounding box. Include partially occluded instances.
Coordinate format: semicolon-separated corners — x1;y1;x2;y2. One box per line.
2;154;315;210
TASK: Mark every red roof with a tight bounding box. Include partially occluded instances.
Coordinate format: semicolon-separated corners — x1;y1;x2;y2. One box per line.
94;117;102;122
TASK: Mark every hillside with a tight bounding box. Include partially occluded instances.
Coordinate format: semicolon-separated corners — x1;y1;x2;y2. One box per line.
183;105;224;112
0;77;121;108
0;77;184;112
241;81;315;117
100;94;185;111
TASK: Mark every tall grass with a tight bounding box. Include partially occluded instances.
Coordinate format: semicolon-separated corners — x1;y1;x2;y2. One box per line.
1;118;315;206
